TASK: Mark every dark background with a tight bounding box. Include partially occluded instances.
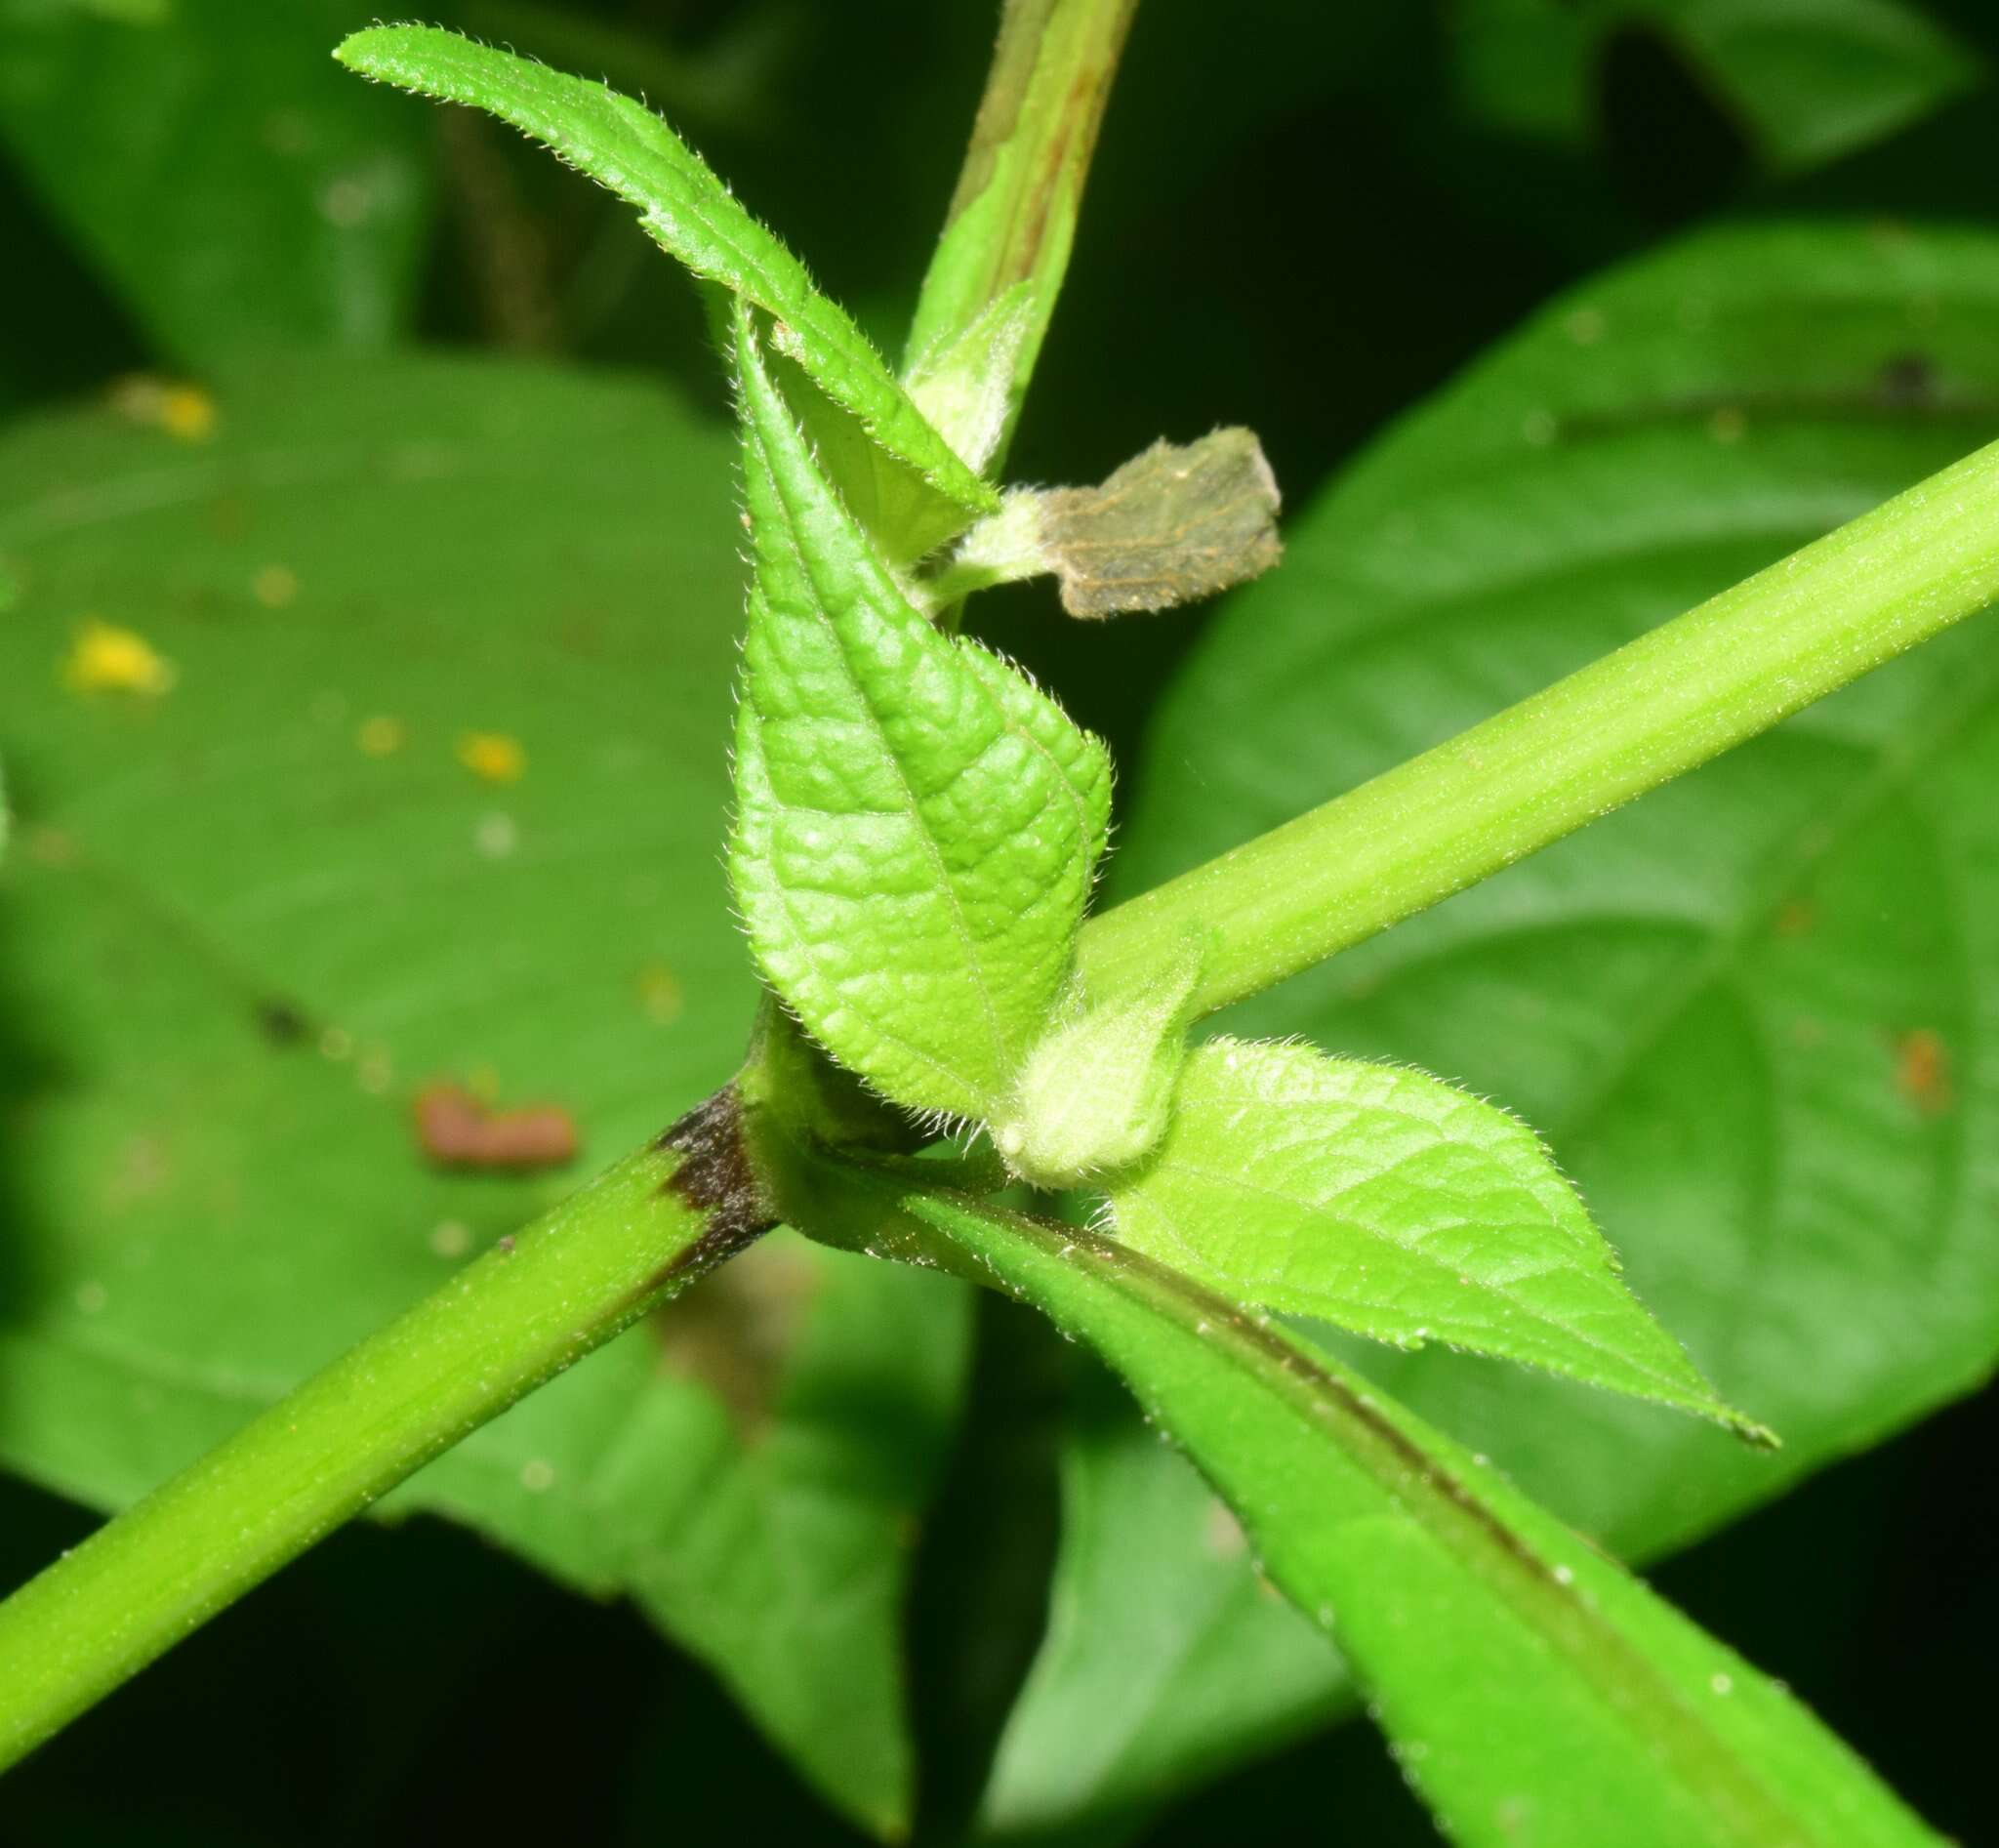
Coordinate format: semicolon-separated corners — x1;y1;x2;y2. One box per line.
2;1;1995;1842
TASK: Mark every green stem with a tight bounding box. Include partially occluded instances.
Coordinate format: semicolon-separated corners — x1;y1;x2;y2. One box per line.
1078;432;1999;1019
903;0;1141;467
0;1100;764;1772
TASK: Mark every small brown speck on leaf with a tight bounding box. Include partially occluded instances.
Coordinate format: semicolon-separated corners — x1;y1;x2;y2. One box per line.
1893;1028;1952;1116
413;1082;580;1170
1875;352;1938;410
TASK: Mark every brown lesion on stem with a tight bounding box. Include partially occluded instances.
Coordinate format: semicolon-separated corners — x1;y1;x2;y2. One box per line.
948;3;1129;296
653;1084;779;1281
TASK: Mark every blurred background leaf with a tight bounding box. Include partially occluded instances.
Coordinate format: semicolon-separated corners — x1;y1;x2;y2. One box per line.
0;355;965;1834
0;0;435;363
988;217;1999;1842
1451;0;1979;176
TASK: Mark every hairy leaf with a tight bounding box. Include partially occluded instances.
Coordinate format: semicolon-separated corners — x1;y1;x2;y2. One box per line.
1111;1038;1764;1439
336;23;997;555
807;1165;1940;1848
730;304;1112;1125
996;949;1200;1190
994;219;1999;1832
0;0;431;363
0;355;965;1833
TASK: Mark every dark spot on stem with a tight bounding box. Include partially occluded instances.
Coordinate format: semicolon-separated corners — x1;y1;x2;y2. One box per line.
653;1085;777;1284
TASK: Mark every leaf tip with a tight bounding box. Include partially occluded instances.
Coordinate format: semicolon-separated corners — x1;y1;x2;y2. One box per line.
331;23;403;77
1725;1408;1781;1453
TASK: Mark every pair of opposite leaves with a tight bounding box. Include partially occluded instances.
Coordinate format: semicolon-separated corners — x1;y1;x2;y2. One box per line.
724;297;1766;1445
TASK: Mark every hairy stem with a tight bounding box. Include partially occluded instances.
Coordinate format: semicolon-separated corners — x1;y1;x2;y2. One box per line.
1078;433;1999;1018
904;0;1140;467
0;1095;769;1772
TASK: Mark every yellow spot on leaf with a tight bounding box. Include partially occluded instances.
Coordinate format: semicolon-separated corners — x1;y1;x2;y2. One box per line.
356;715;405;757
637;961;684;1026
428;1219;472;1259
110;374;217;441
251;564;300;608
160;386;217;441
61;620;176;696
457;730;525;784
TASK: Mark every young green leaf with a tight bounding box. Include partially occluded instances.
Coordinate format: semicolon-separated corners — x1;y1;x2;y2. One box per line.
995;948;1201;1189
1109;1038;1768;1441
334;23;997;555
903;282;1037;477
797;1162;1940;1848
729;301;1112;1125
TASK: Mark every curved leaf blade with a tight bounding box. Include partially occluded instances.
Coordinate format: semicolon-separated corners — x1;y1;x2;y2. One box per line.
812;1165;1940;1848
1044;219;1999;1835
334;23;998;552
730;304;1111;1124
1110;1038;1766;1440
